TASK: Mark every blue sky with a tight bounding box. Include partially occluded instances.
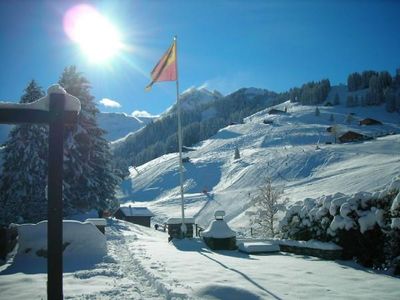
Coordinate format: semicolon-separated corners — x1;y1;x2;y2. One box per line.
0;0;399;115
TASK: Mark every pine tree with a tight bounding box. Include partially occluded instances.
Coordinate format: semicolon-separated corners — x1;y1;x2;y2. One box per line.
334;93;340;105
0;80;48;224
346;113;354;124
315;107;320;116
59;66;119;214
234;146;240;160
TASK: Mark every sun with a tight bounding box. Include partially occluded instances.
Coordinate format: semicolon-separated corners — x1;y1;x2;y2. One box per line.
63;4;122;63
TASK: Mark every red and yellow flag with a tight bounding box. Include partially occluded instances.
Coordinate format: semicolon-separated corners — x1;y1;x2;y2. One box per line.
146;40;177;91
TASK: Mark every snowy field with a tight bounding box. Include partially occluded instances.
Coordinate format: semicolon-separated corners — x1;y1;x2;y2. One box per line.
1;219;399;299
120;101;400;234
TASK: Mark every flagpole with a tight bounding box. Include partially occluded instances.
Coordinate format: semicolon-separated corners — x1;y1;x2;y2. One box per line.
175;35;187;237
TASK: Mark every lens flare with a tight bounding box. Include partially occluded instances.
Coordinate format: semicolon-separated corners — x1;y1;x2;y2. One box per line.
63;4;122;63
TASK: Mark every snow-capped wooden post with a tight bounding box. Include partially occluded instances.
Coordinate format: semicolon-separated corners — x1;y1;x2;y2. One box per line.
0;84;80;300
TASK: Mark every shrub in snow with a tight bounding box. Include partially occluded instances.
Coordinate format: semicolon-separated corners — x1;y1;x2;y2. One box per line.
251;177;288;237
279;176;400;270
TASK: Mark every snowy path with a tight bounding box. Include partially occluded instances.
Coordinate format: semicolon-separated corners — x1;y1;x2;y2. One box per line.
0;220;163;300
68;219;164;299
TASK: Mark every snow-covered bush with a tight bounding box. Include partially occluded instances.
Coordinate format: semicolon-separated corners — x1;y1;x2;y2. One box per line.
279;176;400;271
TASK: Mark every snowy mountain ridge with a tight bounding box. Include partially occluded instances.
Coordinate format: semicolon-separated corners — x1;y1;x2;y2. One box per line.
96;112;156;142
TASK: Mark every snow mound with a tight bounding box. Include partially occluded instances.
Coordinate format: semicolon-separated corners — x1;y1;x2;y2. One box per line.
238;241;279;253
17;220;106;258
202;219;236;238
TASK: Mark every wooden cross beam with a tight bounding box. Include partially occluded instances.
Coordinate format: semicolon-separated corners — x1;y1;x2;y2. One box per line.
0;85;80;300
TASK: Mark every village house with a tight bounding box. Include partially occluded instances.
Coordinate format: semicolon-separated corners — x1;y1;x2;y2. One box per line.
359;118;382;126
268;108;286;115
114;205;154;227
338;131;369;143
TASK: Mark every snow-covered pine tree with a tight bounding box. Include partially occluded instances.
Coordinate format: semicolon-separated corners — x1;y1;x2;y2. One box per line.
0;80;48;224
59;66;119;214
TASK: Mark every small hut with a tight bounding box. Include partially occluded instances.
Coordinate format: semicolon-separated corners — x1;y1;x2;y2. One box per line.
268;108;286;115
202;211;236;250
338;131;367;143
167;217;195;239
359;118;382;126
114;206;154;227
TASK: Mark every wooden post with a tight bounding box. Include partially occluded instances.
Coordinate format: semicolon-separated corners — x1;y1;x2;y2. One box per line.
0;85;79;300
47;93;66;300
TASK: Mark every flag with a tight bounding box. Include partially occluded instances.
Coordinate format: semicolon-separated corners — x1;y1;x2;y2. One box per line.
146;40;177;91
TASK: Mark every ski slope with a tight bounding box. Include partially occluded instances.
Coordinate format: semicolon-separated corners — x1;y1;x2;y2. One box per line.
120;102;400;233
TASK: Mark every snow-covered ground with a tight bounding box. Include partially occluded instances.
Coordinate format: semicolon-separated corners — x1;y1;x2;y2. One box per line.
120;102;400;234
2;219;399;299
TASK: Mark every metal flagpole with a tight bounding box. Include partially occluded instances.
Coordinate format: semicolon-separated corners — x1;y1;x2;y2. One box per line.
174;35;187;237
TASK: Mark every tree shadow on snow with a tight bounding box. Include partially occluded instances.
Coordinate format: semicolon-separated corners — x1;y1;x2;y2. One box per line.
171;238;257;261
0;253;107;275
334;260;399;278
198;251;283;300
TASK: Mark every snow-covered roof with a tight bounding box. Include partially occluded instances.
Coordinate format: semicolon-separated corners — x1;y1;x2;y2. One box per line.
85;218;107;226
118;206;154;217
167;217;195;225
202;219;236;238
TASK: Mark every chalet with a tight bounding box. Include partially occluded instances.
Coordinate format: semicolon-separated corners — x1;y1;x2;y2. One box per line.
359;118;382;126
338;131;368;143
114;206;154;227
263;119;273;125
268;108;286;115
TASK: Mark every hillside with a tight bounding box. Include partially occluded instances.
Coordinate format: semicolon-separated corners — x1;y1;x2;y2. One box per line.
112;87;280;173
119;100;400;234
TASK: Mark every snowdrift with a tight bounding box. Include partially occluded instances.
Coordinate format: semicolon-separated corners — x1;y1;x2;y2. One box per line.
16;220;107;258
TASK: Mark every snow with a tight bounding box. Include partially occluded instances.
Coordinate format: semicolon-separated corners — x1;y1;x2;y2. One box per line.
278;239;342;250
1;219;399;299
391;192;400;213
85;218;107;226
202;219;236;238
120;101;400;236
97;112;156;142
166;217;195;224
0;84;81;112
391;218;400;229
329;215;355;232
16;220;106;258
119;206;154;217
238;241;280;253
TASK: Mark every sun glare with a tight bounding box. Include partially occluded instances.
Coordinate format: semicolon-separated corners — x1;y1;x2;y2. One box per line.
63;4;122;63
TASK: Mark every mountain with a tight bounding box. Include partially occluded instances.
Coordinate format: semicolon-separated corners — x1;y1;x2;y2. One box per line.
112;87;280;173
118;99;400;234
96;112;156;142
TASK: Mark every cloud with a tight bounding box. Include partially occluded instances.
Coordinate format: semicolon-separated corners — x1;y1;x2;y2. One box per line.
131;110;158;118
200;71;252;95
99;98;122;108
